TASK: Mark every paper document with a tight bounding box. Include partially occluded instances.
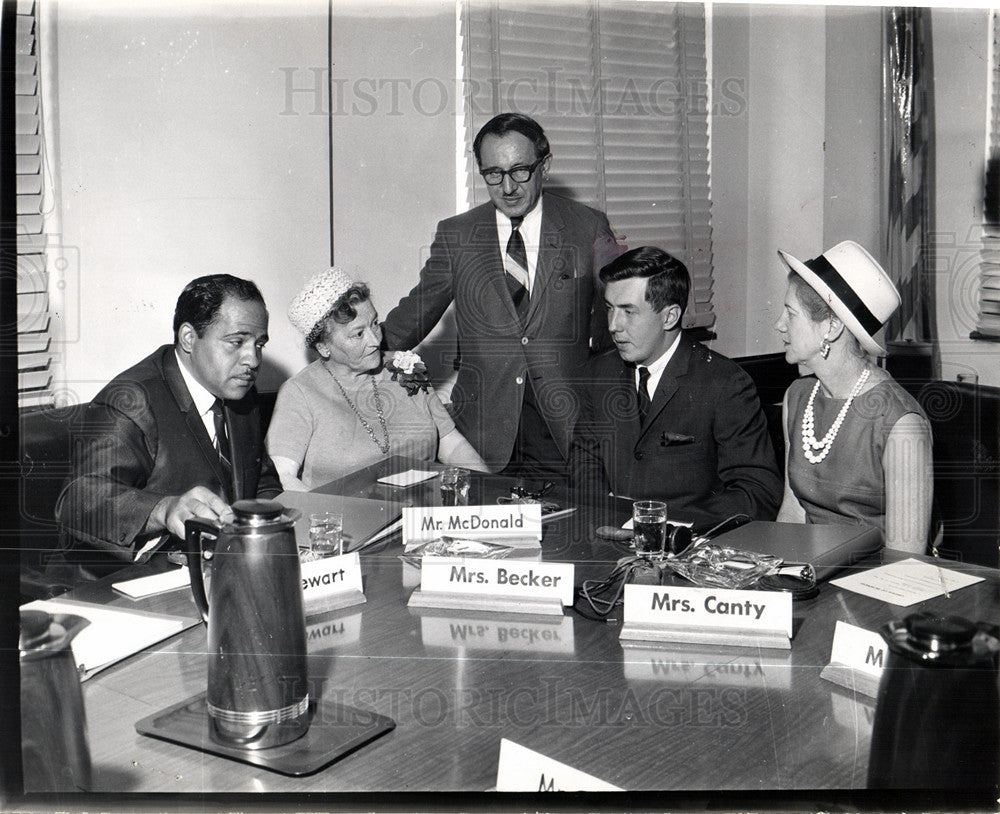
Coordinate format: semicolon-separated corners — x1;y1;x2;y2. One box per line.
113;566;190;599
376;469;439;487
830;557;984;606
20;598;197;680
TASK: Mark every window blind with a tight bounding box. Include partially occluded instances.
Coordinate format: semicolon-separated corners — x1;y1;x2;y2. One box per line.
14;0;53;409
461;0;715;329
975;10;1000;340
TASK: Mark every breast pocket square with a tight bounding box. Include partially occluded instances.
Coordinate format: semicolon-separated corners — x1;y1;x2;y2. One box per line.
660;432;695;446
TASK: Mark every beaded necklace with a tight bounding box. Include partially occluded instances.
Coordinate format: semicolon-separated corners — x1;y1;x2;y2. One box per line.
801;367;871;464
326;366;390;455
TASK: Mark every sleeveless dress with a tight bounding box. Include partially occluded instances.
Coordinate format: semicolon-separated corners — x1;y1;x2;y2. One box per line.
785;376;929;534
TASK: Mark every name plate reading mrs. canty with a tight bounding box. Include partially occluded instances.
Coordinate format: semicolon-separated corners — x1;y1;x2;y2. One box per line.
819;620;887;697
402;504;542;545
495;738;622;792
620;584;792;649
419;556;574;606
300;552;364;611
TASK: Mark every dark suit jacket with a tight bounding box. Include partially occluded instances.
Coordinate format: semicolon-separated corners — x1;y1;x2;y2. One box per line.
381;192;621;470
56;345;281;560
569;337;781;530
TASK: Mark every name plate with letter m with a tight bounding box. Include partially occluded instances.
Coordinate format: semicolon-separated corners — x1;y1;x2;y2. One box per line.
408;556;574;616
619;584;793;650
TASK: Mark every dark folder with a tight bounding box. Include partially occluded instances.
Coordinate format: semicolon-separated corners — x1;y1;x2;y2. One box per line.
710;521;883;582
277;491;401;553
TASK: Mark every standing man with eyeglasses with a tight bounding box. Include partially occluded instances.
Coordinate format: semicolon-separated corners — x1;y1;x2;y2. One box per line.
382;113;623;479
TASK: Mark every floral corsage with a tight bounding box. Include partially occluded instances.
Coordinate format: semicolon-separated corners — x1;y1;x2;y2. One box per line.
386;350;431;397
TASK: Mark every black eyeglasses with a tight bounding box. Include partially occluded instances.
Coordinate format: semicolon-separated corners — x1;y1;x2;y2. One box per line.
479;154;549;186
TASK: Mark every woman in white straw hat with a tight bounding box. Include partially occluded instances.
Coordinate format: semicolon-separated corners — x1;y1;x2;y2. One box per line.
267;267;487;490
773;240;932;553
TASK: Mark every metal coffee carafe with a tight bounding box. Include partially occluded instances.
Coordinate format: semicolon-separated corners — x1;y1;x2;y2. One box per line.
19;609;92;791
867;612;1000;789
186;499;310;749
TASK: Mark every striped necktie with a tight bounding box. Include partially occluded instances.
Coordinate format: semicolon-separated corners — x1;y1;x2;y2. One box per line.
505;216;529;318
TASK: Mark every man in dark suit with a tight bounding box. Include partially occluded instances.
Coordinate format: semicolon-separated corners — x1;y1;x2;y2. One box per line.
56;275;281;566
569;247;781;530
381;113;621;478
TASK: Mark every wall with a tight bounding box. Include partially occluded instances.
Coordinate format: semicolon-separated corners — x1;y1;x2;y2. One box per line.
931;8;995;387
710;4;882;359
46;2;996;399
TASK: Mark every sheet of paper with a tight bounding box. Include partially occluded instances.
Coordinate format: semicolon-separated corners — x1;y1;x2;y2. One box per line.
830;557;984;606
376;469;439;487
113;566;190;599
21;598;196;680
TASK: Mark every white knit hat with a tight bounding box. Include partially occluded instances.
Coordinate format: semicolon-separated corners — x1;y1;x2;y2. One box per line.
287;267;356;336
777;241;901;356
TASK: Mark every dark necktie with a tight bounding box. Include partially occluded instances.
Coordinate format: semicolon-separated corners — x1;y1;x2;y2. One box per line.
210;398;232;473
505;216;529;319
637;366;651;425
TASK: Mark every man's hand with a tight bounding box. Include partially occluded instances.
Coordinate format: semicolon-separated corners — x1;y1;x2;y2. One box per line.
150;487;233;540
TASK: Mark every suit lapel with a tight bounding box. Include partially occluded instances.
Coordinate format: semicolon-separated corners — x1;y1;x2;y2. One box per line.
474;211;521;324
638;337;691;441
163;348;234;500
525;194;561;325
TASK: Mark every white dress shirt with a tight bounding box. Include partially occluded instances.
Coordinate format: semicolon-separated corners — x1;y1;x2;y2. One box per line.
495;199;543;294
635;332;683;400
175;350;220;445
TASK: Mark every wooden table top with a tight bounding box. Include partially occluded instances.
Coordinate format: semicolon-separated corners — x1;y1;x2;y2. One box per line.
47;458;1000;793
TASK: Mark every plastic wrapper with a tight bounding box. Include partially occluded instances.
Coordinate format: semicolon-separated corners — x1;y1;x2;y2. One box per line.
662;540;783;589
399;537;515;570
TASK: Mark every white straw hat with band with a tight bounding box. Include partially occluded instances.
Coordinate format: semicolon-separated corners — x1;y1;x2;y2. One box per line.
777;240;901;357
288;266;356;337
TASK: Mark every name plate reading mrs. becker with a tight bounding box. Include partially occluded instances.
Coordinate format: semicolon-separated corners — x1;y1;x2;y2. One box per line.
620;584;793;650
819;620;886;697
299;552;365;614
402;504;542;545
419;556;574;606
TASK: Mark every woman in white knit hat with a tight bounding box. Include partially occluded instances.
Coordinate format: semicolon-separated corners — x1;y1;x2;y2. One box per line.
773;241;932;554
267;267;486;490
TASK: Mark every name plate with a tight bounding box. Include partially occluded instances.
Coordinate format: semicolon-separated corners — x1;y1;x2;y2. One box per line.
300;552;365;615
495;738;621;792
419;614;574;653
620;584;792;650
305;611;362;651
419;557;574;606
402;504;542;545
622;648;792;689
819;620;887;697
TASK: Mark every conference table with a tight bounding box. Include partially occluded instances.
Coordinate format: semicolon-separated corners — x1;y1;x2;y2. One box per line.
40;456;1000;793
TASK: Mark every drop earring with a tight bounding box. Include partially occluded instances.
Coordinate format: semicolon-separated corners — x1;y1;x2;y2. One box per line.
820;338;831;359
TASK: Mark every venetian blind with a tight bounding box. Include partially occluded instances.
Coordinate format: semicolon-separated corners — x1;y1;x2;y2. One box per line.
14;0;53;409
461;0;715;329
976;10;1000;340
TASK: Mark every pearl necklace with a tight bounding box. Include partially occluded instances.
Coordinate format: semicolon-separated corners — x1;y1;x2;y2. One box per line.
326;367;390;455
801;367;871;464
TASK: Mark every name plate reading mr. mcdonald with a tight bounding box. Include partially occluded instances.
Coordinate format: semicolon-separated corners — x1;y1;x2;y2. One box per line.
402;504;542;545
300;551;365;615
620;584;793;650
409;556;574;615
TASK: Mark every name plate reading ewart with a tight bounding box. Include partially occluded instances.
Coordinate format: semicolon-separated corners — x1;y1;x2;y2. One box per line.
620;584;792;650
300;552;365;616
407;556;573;616
402;504;542;545
819;620;887;697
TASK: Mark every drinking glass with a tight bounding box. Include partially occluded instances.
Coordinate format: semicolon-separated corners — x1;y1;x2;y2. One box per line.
440;467;471;506
632;500;668;557
308;512;343;557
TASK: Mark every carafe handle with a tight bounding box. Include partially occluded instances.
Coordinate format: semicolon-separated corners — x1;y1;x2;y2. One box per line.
185;517;220;625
